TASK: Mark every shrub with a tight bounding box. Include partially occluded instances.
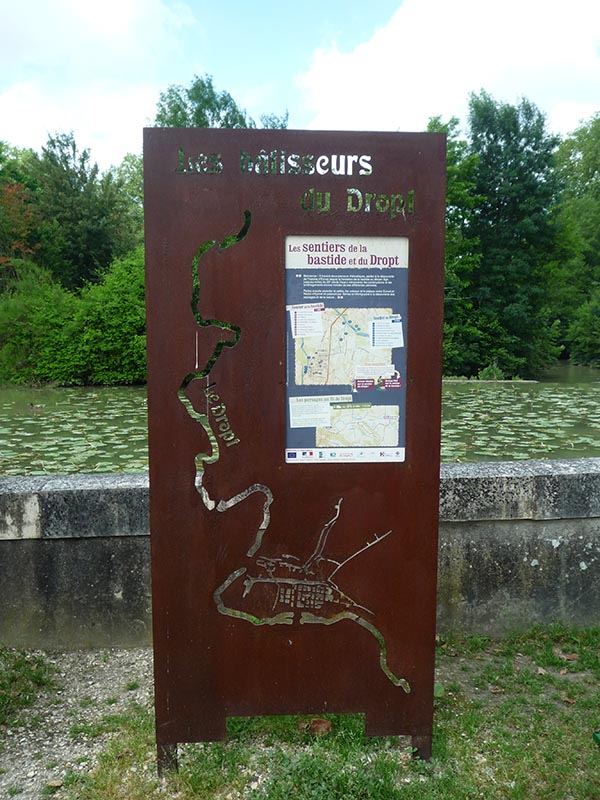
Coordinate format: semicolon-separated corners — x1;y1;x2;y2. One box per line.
75;247;146;384
477;362;505;381
0;260;79;383
0;248;147;385
568;287;600;366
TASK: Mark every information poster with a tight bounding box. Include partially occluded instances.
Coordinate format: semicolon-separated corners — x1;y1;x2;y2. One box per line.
285;235;408;463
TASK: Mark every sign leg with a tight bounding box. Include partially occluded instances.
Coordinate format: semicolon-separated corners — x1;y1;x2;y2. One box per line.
411;734;432;761
157;743;178;776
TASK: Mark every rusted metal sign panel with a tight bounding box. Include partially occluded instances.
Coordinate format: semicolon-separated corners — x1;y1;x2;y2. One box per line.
144;129;445;767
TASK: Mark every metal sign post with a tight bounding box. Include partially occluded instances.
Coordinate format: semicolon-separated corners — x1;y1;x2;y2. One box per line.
143;129;446;771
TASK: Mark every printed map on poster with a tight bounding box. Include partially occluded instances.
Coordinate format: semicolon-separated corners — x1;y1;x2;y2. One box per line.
316;405;399;448
285;236;408;464
295;307;393;386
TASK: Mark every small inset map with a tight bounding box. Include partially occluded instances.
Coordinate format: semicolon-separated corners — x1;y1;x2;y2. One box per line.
295;308;393;386
316;405;399;448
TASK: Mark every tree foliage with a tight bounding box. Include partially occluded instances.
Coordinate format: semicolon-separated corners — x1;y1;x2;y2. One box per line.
568;287;600;366
2;81;600;386
155;73;288;129
0;261;79;383
0;182;37;273
24;133;140;288
471;93;561;374
73;247;146;384
552;114;600;363
0;249;146;385
427;116;484;375
0;145;40;287
442;92;562;377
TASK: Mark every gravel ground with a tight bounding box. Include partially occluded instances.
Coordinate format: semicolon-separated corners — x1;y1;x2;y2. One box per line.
0;648;154;800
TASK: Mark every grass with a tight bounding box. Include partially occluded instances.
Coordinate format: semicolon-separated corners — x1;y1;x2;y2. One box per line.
69;713;132;740
5;626;600;799
0;646;56;728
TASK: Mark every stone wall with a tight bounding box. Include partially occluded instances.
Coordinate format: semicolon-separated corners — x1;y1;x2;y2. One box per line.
0;474;150;648
438;460;600;633
1;460;598;647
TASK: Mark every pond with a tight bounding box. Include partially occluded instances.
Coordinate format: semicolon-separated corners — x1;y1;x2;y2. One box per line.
0;363;599;475
0;385;149;476
441;363;600;463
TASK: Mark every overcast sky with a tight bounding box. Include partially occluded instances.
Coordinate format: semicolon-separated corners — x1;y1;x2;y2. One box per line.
1;0;599;171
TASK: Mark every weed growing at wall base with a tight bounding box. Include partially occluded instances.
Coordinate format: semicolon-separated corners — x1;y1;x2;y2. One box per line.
0;647;56;728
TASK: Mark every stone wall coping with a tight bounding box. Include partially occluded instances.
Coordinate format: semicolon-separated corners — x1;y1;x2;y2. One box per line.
1;458;600;540
0;473;149;494
0;472;149;541
440;457;600;521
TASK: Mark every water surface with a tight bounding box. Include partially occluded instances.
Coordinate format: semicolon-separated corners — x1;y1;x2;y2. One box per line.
0;386;148;476
0;364;599;475
441;366;600;462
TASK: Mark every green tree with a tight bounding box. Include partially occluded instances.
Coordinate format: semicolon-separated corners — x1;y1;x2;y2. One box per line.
109;153;145;242
556;112;600;200
553;113;600;358
465;91;561;376
427;117;484;375
542;201;589;351
29;133;139;288
155;73;287;129
113;153;143;207
0;142;38;189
